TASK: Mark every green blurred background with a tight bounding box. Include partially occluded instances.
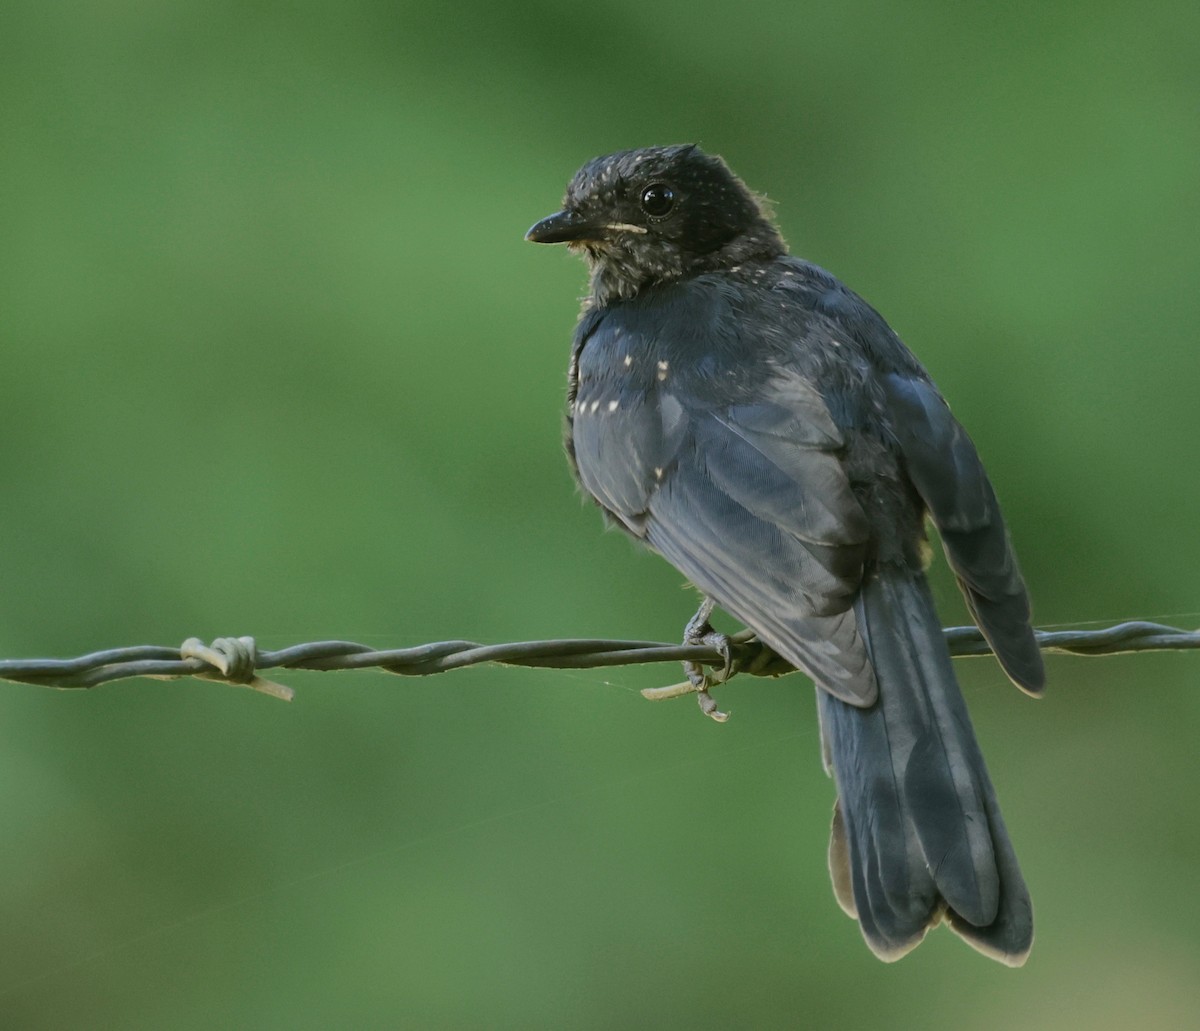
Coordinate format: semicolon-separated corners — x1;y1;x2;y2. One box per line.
2;1;1198;1028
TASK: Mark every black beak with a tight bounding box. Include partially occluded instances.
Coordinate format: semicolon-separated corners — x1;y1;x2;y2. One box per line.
525;209;596;244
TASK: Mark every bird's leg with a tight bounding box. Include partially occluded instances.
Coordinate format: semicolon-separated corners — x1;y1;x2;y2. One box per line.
682;597;733;722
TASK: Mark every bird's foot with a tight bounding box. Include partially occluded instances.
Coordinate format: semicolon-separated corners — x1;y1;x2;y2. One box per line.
682;599;732;723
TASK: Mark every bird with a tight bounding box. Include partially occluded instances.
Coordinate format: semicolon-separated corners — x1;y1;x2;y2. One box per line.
525;144;1043;965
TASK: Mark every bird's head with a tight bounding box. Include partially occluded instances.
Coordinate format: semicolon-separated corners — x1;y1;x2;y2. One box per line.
526;145;785;304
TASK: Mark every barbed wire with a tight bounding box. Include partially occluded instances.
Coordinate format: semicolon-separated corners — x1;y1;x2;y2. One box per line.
0;620;1194;709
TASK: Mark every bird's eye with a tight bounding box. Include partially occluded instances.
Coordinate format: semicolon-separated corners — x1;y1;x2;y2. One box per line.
640;183;676;218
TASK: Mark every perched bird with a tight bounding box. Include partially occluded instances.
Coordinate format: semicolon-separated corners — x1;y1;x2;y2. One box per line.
526;145;1043;964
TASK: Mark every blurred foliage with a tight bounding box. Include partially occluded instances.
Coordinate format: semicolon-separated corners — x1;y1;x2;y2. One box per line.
1;1;1198;1028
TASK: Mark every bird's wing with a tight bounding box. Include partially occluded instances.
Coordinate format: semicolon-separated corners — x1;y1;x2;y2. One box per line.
882;373;1044;694
639;369;877;706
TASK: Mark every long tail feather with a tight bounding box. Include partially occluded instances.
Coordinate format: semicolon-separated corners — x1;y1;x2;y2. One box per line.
817;568;1033;964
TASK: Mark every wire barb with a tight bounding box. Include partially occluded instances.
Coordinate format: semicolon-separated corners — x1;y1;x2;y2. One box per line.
178;637;296;702
0;621;1195;701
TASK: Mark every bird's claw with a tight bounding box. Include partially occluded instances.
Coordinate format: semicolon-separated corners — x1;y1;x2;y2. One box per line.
695;685;730;723
682;599;733;722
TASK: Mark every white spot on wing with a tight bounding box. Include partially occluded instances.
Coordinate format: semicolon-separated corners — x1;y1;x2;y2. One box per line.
608;400;619;412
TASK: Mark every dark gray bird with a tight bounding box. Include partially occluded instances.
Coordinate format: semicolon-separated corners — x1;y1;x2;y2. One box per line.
526;144;1043;964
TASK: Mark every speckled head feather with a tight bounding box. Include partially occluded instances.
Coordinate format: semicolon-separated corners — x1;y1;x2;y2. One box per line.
529;145;786;304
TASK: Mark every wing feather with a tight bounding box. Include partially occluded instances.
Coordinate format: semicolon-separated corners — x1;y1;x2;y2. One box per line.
645;401;876;706
883;373;1044;694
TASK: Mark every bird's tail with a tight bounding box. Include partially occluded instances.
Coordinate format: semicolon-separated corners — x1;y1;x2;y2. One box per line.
817;567;1032;965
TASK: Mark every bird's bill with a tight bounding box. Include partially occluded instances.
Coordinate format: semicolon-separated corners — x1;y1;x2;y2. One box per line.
525;209;595;244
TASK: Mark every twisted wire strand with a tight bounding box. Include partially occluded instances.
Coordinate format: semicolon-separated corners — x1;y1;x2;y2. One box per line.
0;620;1195;702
